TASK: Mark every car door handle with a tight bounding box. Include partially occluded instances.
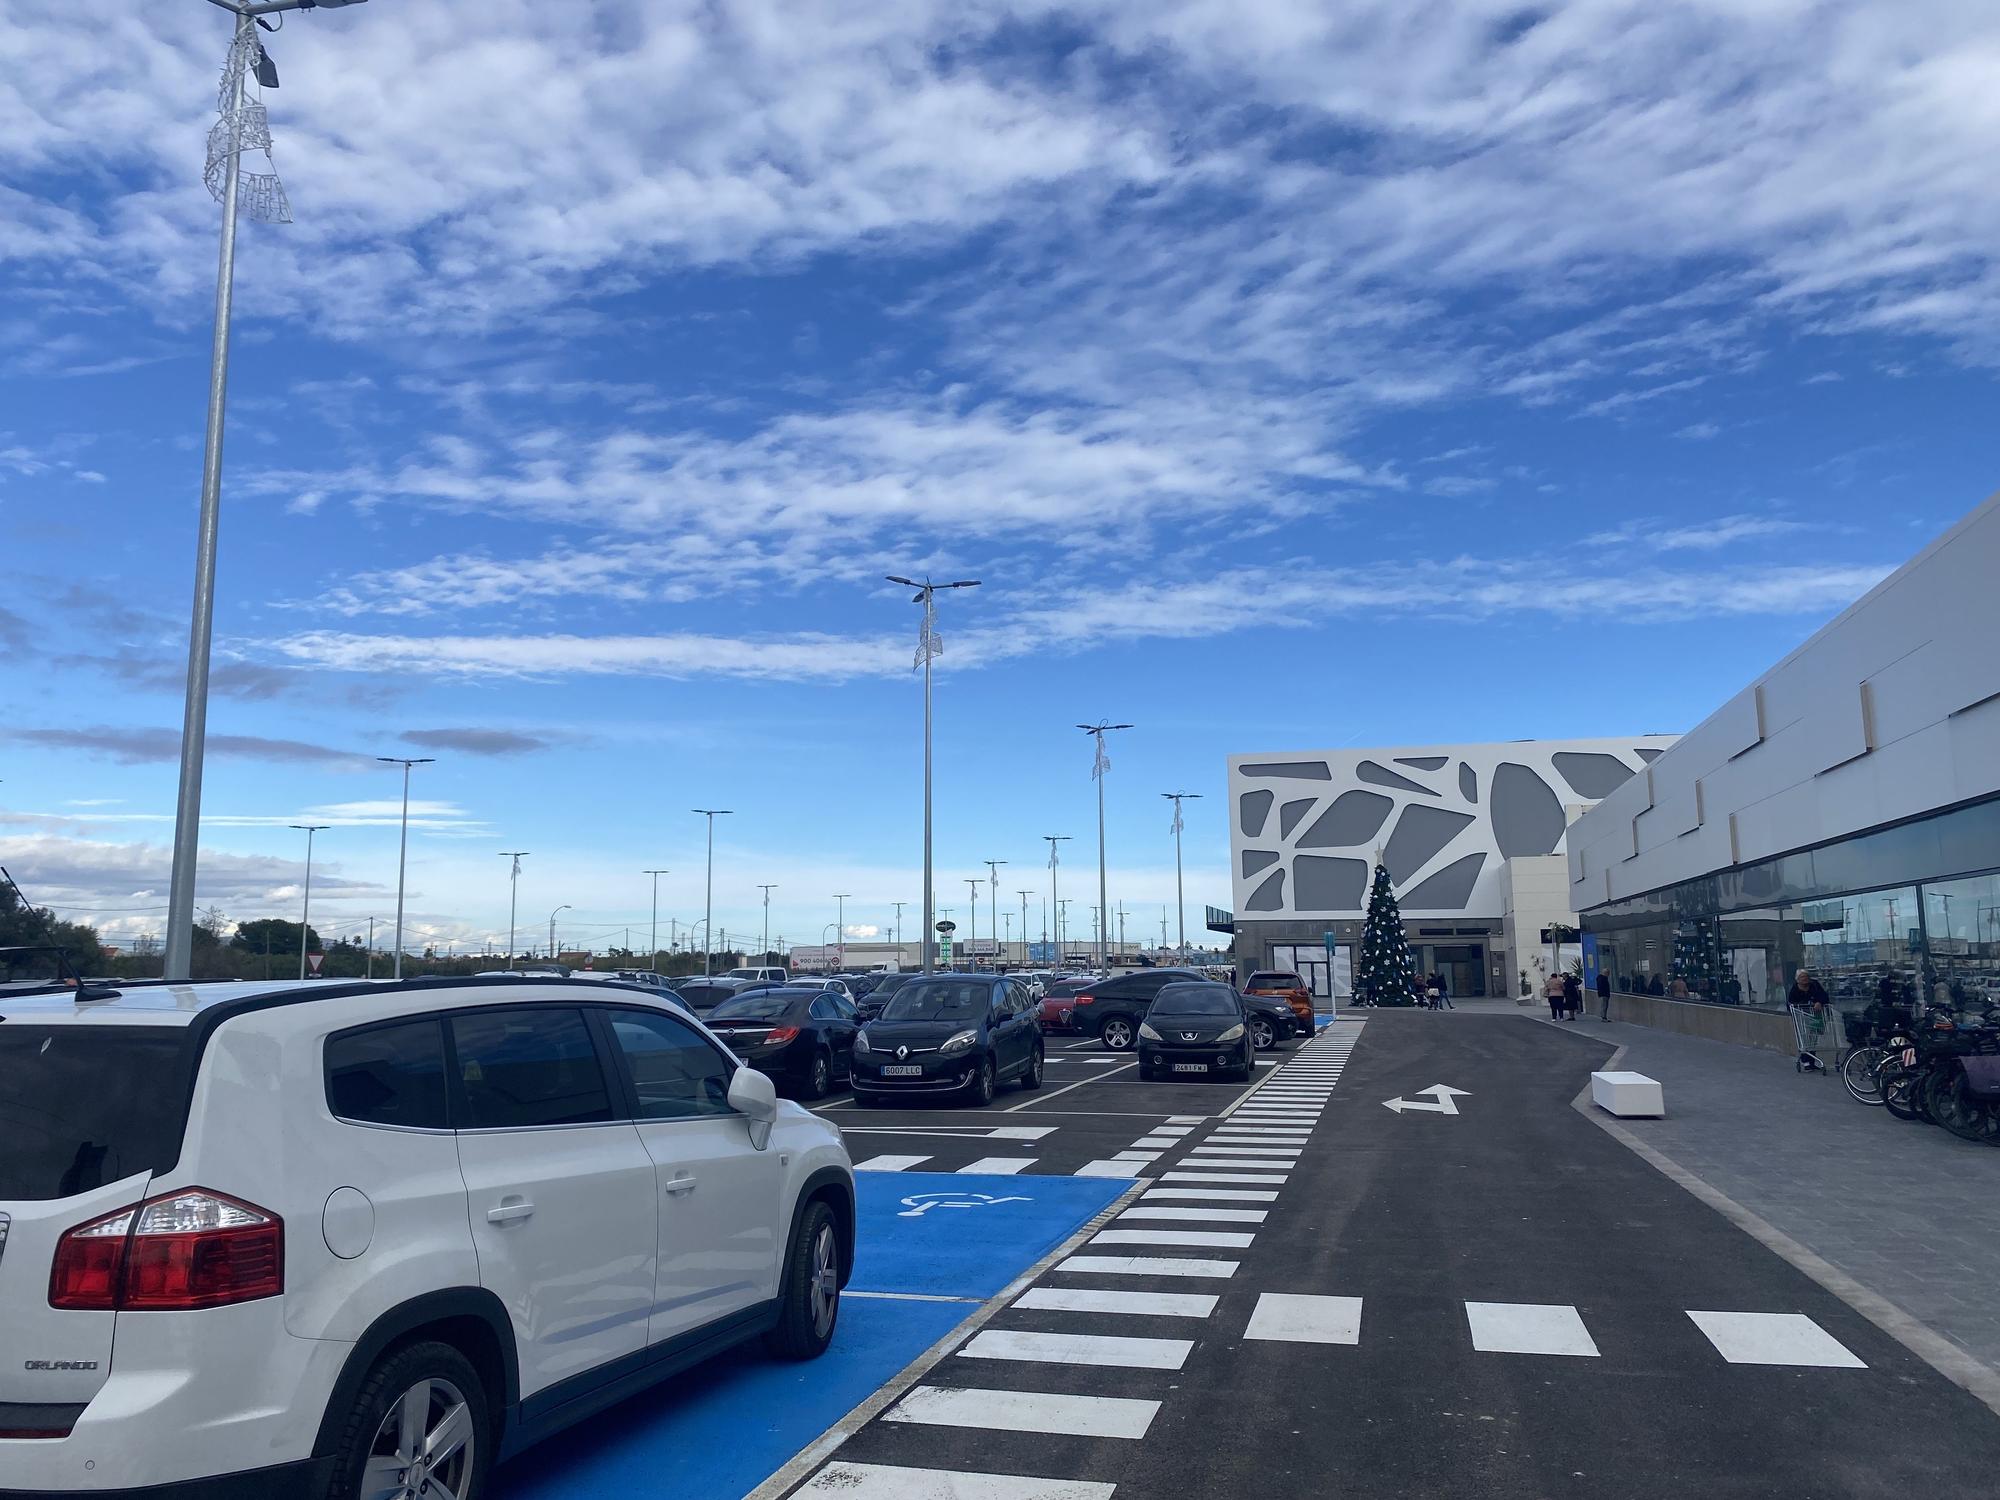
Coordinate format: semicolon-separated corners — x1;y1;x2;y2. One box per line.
485;1198;534;1225
664;1174;698;1197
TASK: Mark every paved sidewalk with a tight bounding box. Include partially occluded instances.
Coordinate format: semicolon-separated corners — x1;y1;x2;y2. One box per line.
1535;1013;2000;1378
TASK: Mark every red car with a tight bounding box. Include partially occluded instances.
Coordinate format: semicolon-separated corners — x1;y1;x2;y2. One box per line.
1245;969;1316;1032
1037;976;1096;1032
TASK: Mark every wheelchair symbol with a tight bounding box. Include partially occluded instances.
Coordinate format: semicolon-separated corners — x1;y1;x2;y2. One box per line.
897;1191;1031;1218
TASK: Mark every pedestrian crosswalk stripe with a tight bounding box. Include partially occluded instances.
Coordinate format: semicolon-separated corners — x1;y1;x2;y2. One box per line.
960;1328;1195;1369
1073;1160;1142;1178
1179;1156;1297;1170
1142;1186;1278;1202
1160;1170;1288;1184
1113;1150;1161;1162
1166;1115;1207;1123
1189;1144;1303;1156
1246;1292;1364;1345
1091;1227;1257;1249
1465;1301;1600;1358
1131;1136;1181;1148
854;1154;931;1172
1056;1253;1238;1278
797;1461;1116;1500
1150;1126;1195;1136
957;1158;1036;1175
1015;1286;1219;1318
1118;1205;1267;1223
886;1385;1160;1439
1686;1311;1866;1368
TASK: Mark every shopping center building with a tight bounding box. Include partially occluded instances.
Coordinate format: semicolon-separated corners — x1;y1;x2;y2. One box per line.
1228;737;1677;999
1567;491;2000;1049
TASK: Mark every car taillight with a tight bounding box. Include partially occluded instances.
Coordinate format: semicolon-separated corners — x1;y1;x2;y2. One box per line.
766;1025;801;1044
1073;993;1095;1004
50;1189;283;1312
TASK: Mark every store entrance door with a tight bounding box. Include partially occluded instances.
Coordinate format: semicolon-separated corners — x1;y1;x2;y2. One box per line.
1418;943;1486;998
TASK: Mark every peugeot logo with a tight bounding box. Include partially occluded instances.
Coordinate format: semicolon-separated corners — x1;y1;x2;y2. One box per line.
895;1044;910;1060
1181;1031;1198;1041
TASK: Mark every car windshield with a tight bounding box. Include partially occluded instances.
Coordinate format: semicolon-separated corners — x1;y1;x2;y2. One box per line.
1149;984;1239;1017
1249;972;1303;989
879;979;990;1021
709;993;806;1022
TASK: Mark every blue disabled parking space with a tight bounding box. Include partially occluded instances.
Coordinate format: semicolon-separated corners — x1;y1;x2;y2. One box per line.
498;1172;1127;1500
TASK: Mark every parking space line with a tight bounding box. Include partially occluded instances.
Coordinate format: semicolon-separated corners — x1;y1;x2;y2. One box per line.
959;1328;1195;1370
797;1461;1116;1500
1005;1060;1138;1110
854;1154;932;1172
885;1385;1160;1439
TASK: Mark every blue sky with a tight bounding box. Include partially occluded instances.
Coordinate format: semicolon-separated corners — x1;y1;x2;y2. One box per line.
3;0;1997;957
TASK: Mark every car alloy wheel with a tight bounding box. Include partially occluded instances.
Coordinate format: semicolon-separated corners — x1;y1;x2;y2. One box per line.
1021;1045;1043;1089
365;1376;474;1500
1101;1017;1135;1051
1249;1017;1275;1051
809;1220;839;1340
808;1052;831;1099
971;1056;996;1105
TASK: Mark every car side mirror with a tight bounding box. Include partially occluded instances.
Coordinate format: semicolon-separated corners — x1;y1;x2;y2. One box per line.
728;1065;778;1151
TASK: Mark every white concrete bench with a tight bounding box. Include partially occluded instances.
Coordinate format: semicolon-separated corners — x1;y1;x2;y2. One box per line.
1590;1070;1664;1118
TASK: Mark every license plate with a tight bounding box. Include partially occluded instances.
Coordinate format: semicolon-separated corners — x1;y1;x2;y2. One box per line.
881;1064;923;1077
1172;1062;1209;1073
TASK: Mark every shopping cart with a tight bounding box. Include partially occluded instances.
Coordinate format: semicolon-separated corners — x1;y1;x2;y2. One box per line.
1789;1001;1833;1074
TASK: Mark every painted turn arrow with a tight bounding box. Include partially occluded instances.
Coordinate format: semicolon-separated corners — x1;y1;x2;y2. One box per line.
1382;1084;1471;1115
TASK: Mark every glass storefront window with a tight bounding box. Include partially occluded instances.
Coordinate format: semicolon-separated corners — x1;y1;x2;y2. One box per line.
1795;886;1923;1012
1922;873;2000;1010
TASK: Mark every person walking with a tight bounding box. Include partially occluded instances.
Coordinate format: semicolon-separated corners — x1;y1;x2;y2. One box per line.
1544;970;1567;1021
1424;970;1442;1009
1595;968;1611;1022
1786;966;1831;1072
1563;971;1582;1021
1435;968;1454;1010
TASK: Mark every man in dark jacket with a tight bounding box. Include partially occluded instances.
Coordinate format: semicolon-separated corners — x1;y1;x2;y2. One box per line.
1596;969;1611;1021
1787;967;1831;1071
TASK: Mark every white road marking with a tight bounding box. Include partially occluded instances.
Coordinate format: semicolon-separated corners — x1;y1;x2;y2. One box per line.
1007;1060;1138;1111
1015;1286;1219;1318
1187;1144;1303;1156
960;1328;1194;1369
886;1385;1159;1439
958;1158;1036;1175
1160;1170;1289;1184
855;1154;932;1172
845;1290;985;1304
1177;1156;1298;1170
1118;1205;1267;1223
1245;1292;1363;1345
1056;1254;1238;1278
987;1126;1060;1140
1210;1132;1310;1142
1141;1187;1278;1202
1112;1151;1160;1163
1166;1115;1208;1124
1465;1301;1601;1358
1149;1126;1195;1136
1073;1160;1142;1178
1687;1311;1867;1368
1130;1137;1180;1149
797;1461;1115;1500
1090;1228;1257;1249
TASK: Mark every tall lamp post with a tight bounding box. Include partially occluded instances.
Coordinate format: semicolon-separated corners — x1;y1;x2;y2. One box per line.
289;823;328;980
692;809;732;975
887;575;980;972
1018;890;1034;965
163;0;374;981
498;852;528;970
833;893;850;969
984;860;1007;968
964;877;983;967
376;756;433;980
1162;791;1202;963
548;904;570;963
1044;834;1072;966
644;868;670;969
1079;723;1132;968
759;884;778;963
892;900;906;954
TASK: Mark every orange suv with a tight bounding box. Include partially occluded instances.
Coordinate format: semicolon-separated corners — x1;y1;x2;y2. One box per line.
1245;969;1316;1033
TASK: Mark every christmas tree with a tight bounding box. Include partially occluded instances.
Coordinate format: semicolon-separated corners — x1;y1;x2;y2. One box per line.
1356;861;1419;1007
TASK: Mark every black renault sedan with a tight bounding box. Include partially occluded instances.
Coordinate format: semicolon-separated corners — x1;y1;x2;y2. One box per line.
1137;980;1257;1081
705;986;859;1099
852;972;1044;1106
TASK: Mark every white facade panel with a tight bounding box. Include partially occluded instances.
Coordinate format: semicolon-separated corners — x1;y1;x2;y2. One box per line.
1228;737;1676;920
1570;489;2000;908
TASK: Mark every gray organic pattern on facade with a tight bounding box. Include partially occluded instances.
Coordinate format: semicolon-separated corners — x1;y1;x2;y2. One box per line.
1552;751;1640;799
1298;790;1392;848
1241;761;1332;780
1240;788;1274;838
1357;760;1439;796
1246;867;1287;910
1399;852;1486;909
1242;849;1279;878
1490;761;1565;856
1293;856;1368;911
1384;804;1477;882
1636;747;1664;761
1459;763;1478;802
1396;755;1449;770
1278;797;1317;839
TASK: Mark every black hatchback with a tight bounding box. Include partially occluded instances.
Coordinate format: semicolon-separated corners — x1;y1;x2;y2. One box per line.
852;973;1044;1106
1137;981;1256;1081
704;987;859;1099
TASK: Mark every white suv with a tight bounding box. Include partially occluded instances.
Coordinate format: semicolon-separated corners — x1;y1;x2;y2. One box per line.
0;974;854;1499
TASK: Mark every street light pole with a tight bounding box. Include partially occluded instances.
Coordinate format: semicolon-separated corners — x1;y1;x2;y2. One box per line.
833;894;851;970
886;575;980;972
965;877;982;967
289;823;328;980
1018;890;1033;966
1043;835;1071;967
1079;723;1132;969
548;904;570;964
644;869;670;969
893;901;906;953
693;810;733;975
759;884;777;963
984;860;1006;968
376;756;433;981
499;852;528;970
1162;791;1201;963
164;0;372;980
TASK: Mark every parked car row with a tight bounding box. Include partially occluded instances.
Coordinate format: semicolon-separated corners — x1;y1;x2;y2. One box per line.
1038;966;1313;1051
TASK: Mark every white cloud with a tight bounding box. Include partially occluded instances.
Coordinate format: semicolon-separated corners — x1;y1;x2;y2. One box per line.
1587;514;1816;552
